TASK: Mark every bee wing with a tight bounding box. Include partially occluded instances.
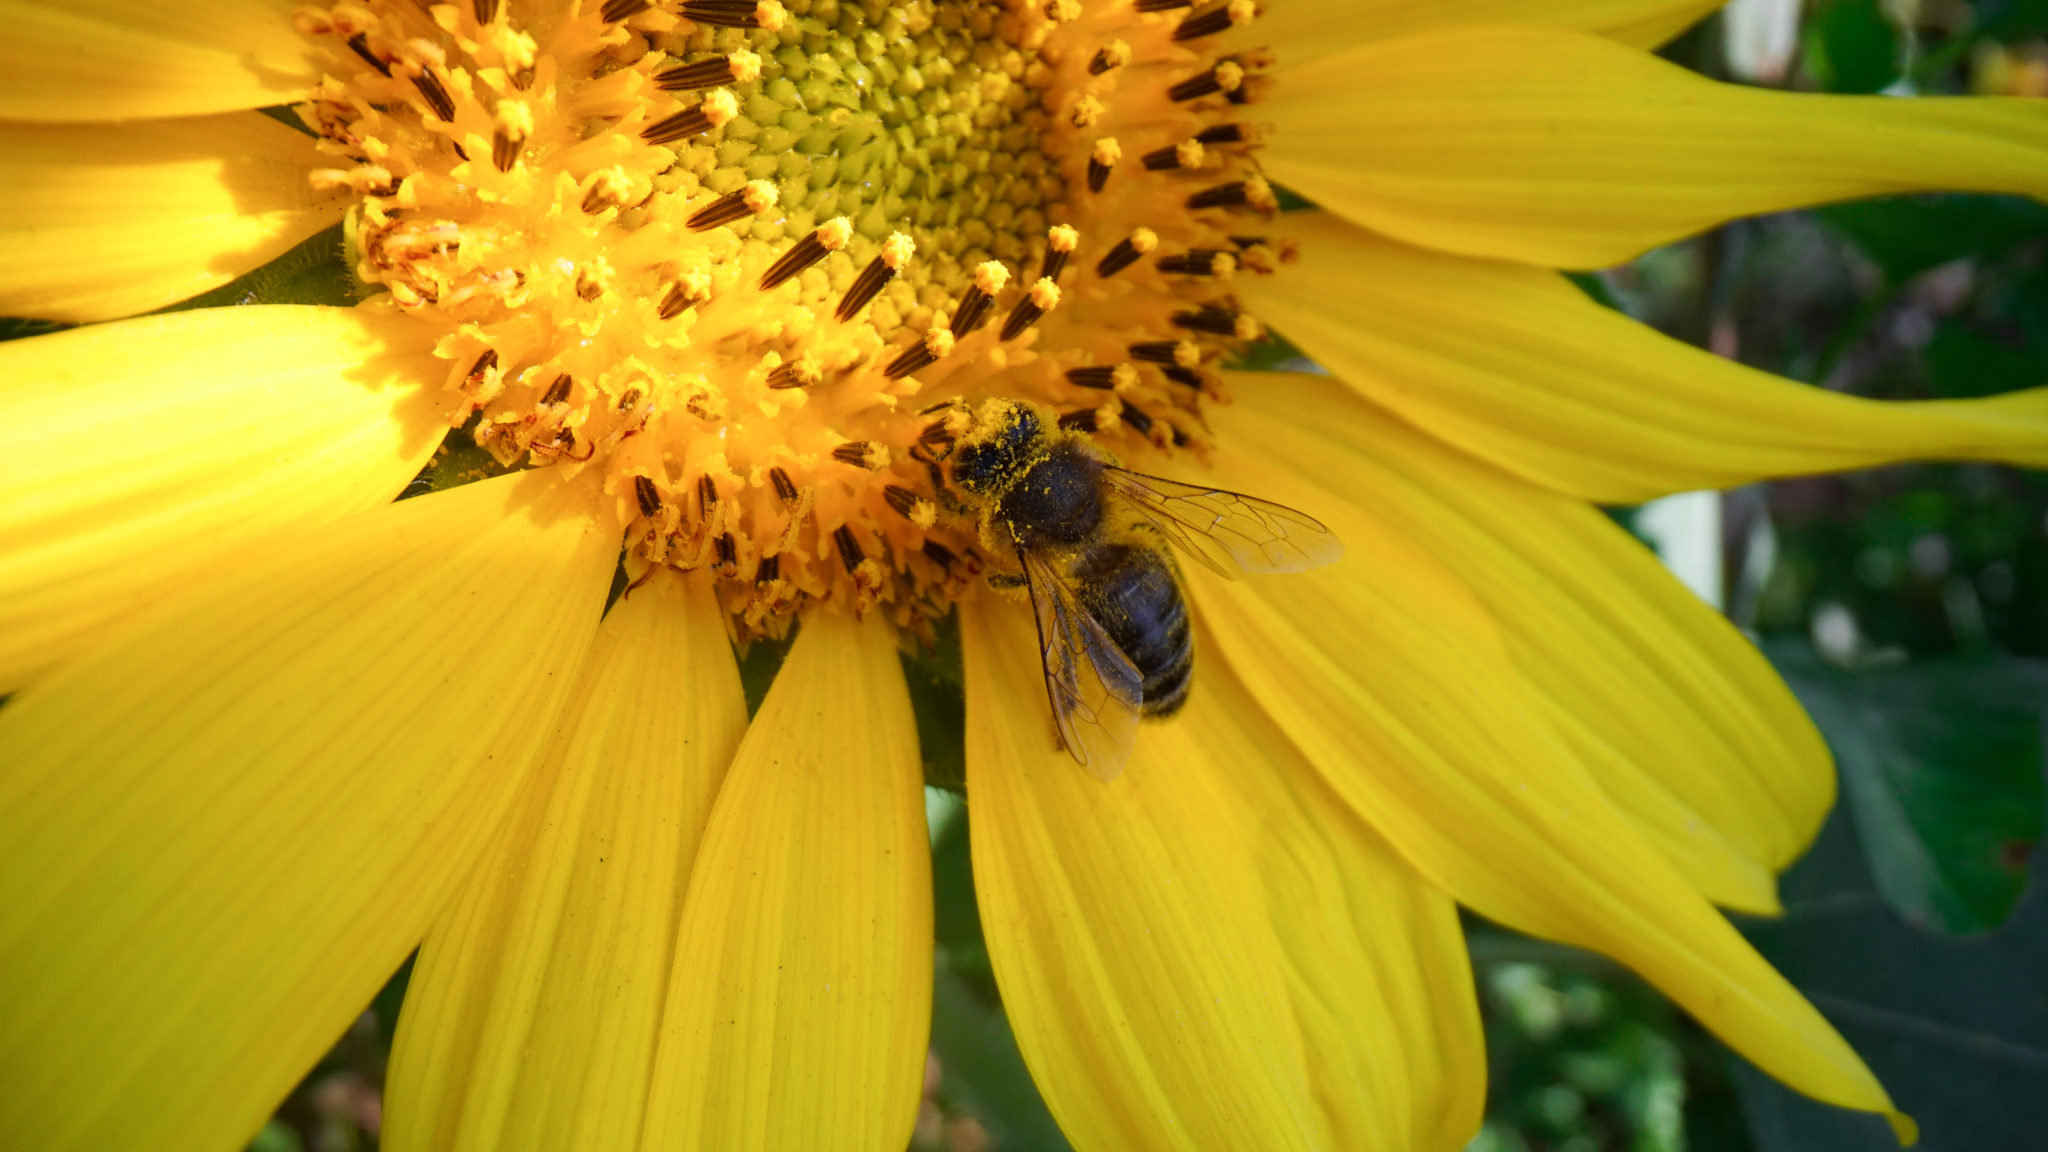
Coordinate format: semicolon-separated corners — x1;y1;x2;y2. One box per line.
1103;467;1344;579
1017;545;1144;782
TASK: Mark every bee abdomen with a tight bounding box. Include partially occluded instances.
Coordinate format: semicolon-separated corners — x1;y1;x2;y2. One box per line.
1076;544;1194;716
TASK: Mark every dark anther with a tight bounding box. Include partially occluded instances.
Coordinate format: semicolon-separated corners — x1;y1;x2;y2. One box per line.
1163;365;1207;388
347;34;392;76
922;539;957;570
833;526;866;573
1087;152;1115;193
885;331;950;380
713;533;738;570
1058;409;1102;433
1133;0;1191;10
491;130;520;172
1065;365;1122;390
633;476;662;518
601;0;651;22
642;101;720;145
698;475;720;517
1088;39;1131;74
1120;401;1156;435
1168;65;1238;103
883;485;924;517
1174;0;1241;41
1229;234;1268;249
770;467;800;505
1173;307;1241;335
1141;143;1196;171
766;359;817;389
1187;181;1263;210
540;373;574;405
658;282;696;320
833;442;882;469
918;420;956;450
1196;123;1249;145
617;387;644;412
761;231;832;290
1000;296;1046;341
1097;236;1145;278
952;286;998;337
682;0;777;27
655;56;740;90
472;0;500;22
886;345;935;380
835;255;897;322
755;553;782;584
686;187;756;231
466;348;499;383
1040;246;1071;284
1158;249;1234;276
1129;341;1188;365
412;70;456;121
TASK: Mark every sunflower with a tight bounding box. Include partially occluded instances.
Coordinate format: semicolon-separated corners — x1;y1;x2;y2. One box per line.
3;0;2047;1148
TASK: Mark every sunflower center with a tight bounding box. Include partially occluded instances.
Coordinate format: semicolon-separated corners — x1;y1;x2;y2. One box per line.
292;0;1288;635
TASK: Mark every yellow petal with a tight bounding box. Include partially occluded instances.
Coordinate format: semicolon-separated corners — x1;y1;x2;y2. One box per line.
0;0;317;122
0;112;345;322
1241;0;1724;70
0;305;453;695
384;572;748;1152
640;611;931;1152
0;469;621;1152
1263;24;2048;268
1243;212;2048;504
1191;631;1486;1152
1181;444;1908;1136
959;602;1324;1152
1225;371;1827;913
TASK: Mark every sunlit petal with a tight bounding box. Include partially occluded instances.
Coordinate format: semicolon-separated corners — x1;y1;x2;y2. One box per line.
0;305;451;695
0;112;344;322
1192;631;1487;1152
1264;24;2048;268
0;0;317;122
1225;371;1833;912
1239;0;1726;69
0;469;620;1152
384;572;747;1152
1243;212;2048;504
1183;445;1910;1140
641;611;930;1152
961;602;1325;1152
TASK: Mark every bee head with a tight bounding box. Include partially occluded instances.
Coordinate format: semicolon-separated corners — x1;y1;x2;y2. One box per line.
950;399;1046;497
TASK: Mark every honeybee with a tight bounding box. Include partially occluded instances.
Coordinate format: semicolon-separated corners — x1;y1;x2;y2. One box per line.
938;398;1342;780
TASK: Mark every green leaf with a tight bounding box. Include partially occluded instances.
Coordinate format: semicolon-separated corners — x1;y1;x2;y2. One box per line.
1770;642;2048;936
927;815;1072;1150
1814;195;2048;285
903;611;966;792
1922;321;2048;400
162;223;358;312
1802;0;1902;94
1734;800;2048;1150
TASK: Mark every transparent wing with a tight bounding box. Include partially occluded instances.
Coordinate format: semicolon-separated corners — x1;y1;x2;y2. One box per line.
1103;467;1344;579
1016;545;1143;782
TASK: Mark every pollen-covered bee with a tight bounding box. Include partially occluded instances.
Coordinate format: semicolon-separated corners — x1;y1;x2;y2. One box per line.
935;397;1341;780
